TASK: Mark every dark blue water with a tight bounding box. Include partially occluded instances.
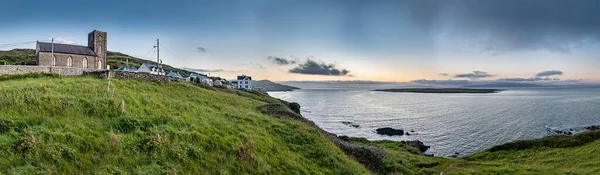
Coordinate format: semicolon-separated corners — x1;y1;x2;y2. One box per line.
270;87;600;157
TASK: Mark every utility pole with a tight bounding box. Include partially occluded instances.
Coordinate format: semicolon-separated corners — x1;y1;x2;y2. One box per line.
51;38;54;67
156;39;160;68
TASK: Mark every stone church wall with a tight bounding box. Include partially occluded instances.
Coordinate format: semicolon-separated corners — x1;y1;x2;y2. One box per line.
37;52;97;69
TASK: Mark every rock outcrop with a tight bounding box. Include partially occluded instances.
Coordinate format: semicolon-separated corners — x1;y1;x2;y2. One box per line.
376;127;404;136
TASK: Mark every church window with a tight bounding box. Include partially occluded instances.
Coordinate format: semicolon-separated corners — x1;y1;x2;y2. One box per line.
52;56;56;66
67;56;72;67
83;57;88;68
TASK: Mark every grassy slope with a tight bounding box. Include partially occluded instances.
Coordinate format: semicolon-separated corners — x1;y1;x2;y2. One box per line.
441;131;600;174
0;76;367;174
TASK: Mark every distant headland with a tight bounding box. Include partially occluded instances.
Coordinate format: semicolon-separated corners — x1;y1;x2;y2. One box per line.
374;88;502;93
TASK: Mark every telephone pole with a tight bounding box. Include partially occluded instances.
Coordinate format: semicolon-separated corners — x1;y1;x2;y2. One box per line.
156;39;160;68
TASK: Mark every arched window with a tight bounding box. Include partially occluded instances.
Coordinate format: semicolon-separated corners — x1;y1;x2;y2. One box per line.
83;57;88;68
52;55;56;66
97;60;102;69
67;56;72;67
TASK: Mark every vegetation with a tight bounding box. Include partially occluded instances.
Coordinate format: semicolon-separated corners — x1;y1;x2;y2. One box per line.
0;76;367;174
441;131;600;174
375;88;501;93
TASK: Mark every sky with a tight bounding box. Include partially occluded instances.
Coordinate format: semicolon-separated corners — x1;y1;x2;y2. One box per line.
1;0;599;83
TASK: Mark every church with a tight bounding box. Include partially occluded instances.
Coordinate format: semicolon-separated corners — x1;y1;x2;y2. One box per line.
35;30;107;69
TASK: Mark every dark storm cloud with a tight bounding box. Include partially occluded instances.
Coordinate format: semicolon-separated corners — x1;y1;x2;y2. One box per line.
268;56;297;65
400;0;600;53
289;58;350;76
536;70;563;77
454;71;494;80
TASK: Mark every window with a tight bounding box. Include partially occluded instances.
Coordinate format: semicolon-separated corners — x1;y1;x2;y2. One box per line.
67;56;72;67
98;60;102;69
245;85;248;89
52;55;56;66
83;57;88;68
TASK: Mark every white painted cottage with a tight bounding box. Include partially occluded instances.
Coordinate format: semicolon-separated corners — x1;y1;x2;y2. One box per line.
235;75;252;90
138;63;165;75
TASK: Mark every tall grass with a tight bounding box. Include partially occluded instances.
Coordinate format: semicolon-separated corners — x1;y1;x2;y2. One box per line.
0;77;368;174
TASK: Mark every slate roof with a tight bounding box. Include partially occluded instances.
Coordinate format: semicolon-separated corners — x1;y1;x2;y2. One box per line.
38;42;97;56
116;66;138;71
237;75;252;80
167;71;183;79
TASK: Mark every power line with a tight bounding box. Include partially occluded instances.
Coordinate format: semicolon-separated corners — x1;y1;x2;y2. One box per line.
159;43;193;65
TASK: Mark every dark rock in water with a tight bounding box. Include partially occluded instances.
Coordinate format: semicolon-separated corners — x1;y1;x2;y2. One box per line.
585;125;600;131
410;130;415;132
376;127;404;136
403;140;430;153
449;152;460;158
405;132;410;136
342;121;360;128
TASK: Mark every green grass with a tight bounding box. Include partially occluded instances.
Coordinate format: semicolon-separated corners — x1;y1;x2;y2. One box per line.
440;131;600;174
0;76;368;174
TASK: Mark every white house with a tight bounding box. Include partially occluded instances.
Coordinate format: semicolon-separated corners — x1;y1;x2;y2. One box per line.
187;73;213;86
236;75;252;90
166;71;184;80
138;63;165;75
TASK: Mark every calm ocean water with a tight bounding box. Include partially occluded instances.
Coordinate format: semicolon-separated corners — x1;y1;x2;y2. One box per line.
269;87;600;157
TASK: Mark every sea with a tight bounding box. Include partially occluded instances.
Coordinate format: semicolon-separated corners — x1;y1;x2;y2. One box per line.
269;83;600;157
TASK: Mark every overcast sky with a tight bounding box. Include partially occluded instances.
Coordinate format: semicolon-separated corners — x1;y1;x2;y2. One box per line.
1;0;599;82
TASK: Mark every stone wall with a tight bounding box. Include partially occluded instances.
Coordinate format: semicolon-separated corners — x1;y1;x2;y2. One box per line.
0;65;102;76
0;66;170;82
113;71;170;82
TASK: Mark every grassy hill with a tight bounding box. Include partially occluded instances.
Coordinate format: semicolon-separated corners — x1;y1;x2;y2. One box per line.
0;49;198;77
0;75;368;174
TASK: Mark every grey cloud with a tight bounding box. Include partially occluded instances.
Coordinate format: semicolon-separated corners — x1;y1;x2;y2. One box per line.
182;67;227;73
439;73;449;76
454;71;494;80
402;0;600;53
536;70;563;77
289;58;350;76
197;47;207;53
268;56;297;65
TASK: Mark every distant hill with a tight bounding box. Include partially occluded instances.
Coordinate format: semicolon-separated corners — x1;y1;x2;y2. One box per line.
464;82;543;88
253;80;300;92
0;48;214;78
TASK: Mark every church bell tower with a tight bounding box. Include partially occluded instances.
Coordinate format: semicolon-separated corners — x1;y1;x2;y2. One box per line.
88;30;107;69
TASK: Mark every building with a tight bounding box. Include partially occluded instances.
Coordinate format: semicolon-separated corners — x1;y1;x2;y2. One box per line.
116;66;138;72
186;73;212;86
166;71;183;79
137;63;165;75
236;75;252;90
35;30;107;69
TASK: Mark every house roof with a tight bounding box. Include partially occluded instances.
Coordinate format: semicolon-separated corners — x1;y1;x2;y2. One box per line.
117;66;137;71
37;42;97;56
237;75;252;80
167;71;183;78
189;72;208;78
